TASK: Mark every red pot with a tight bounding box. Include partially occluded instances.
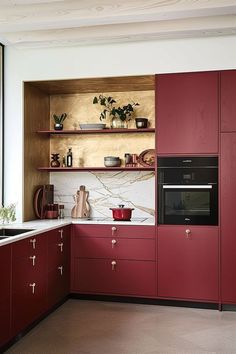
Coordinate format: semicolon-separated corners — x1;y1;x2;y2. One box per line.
110;205;134;221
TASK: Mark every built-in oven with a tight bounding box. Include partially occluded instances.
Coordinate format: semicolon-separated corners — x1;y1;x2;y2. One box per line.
158;157;218;225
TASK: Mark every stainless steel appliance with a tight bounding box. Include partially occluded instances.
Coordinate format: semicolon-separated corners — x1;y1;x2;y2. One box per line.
158;157;218;225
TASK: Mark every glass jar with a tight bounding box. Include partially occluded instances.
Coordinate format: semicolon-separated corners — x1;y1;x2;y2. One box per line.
111;116;128;129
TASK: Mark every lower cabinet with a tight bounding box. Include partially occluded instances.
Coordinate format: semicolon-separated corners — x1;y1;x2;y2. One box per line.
47;226;70;308
12;233;48;335
157;226;219;302
0;245;11;347
71;225;157;297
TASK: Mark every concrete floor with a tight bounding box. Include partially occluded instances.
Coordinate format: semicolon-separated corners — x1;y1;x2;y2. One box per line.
5;299;236;354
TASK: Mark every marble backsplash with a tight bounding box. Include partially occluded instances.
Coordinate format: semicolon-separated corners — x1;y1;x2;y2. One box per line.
50;171;155;218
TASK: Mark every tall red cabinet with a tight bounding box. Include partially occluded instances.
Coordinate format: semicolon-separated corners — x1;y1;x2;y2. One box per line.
220;71;236;303
156;71;219;154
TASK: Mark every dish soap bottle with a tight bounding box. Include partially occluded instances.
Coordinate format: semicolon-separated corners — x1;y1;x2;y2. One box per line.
67;148;73;167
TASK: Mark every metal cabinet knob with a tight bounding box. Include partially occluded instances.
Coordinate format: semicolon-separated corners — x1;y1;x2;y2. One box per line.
29;255;36;266
111;227;117;236
58;242;63;252
58;266;63;275
29;282;36;294
111;239;117;248
185;229;191;239
30;238;36;249
111;260;117;271
58;229;63;239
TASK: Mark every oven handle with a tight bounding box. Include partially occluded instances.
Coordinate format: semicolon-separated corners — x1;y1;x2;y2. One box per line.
162;185;213;189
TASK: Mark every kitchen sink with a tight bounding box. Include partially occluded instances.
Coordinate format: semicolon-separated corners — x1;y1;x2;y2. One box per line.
0;228;35;238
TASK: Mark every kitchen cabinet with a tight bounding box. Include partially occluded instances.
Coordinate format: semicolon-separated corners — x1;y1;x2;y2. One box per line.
156;71;219;154
0;245;11;347
221;133;236;303
71;224;156;297
12;233;48;335
220;70;236;132
157;226;219;301
47;226;71;308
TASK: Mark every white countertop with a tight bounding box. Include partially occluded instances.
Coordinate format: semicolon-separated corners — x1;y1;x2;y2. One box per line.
0;217;155;247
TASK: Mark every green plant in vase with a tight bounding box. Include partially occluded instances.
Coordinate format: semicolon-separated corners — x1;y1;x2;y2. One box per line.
52;113;67;130
0;203;16;224
93;95;139;128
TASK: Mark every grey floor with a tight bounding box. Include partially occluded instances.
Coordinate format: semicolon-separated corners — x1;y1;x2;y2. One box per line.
5;299;236;354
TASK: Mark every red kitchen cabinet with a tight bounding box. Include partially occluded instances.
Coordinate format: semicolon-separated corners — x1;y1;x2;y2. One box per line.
221;133;236;303
12;233;48;335
47;226;70;308
71;225;157;297
75;258;156;297
0;245;11;347
157;226;219;301
156;71;219;154
221;70;236;132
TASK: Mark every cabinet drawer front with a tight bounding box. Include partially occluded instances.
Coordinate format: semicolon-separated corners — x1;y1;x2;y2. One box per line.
47;225;71;244
74;258;156;297
73;224;155;239
75;237;155;261
12;233;47;258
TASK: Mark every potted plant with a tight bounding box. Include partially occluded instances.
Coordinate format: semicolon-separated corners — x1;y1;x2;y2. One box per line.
0;203;16;224
52;113;67;130
93;95;139;128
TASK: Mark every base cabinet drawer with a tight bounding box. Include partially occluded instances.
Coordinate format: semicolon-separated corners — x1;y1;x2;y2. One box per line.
73;258;156;297
75;237;155;260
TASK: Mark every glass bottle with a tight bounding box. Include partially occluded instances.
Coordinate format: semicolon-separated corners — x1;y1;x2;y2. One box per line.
58;204;65;219
66;148;73;167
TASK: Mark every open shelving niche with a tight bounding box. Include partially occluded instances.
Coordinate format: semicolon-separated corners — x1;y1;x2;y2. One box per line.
24;74;156;220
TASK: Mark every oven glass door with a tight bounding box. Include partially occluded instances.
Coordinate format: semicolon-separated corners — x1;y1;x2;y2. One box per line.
159;185;217;225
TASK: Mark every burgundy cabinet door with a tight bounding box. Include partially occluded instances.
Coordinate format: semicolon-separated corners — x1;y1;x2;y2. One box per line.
221;133;236;303
12;236;47;335
158;226;219;301
0;245;11;347
74;258;156;297
221;70;236;132
156;72;219;154
47;226;70;308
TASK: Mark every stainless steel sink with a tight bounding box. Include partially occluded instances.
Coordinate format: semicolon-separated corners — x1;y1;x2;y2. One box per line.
0;228;35;239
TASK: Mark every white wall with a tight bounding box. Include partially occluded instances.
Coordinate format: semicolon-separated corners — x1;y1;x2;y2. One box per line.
4;35;236;220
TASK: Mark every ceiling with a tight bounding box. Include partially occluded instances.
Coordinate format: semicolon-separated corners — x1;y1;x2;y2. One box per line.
0;0;236;49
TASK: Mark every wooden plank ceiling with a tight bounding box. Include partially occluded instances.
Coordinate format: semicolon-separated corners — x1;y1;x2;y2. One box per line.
0;0;235;48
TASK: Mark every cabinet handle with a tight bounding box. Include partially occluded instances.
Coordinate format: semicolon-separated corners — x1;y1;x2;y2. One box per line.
58;229;63;239
30;238;36;249
58;242;63;252
58;266;63;276
29;255;36;266
111;239;117;248
111;227;117;236
29;282;36;294
111;260;117;271
185;229;191;239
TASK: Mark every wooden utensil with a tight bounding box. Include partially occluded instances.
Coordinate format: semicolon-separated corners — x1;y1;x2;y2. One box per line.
71;185;90;218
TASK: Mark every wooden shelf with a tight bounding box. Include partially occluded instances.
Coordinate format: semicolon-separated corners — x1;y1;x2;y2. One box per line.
37;166;155;172
37;128;155;135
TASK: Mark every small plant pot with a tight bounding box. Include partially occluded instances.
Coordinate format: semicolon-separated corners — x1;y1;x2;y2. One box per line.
54;123;63;130
135;118;148;129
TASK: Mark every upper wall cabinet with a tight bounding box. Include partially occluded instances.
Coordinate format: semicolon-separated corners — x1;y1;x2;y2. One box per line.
156;72;219;155
221;70;236;132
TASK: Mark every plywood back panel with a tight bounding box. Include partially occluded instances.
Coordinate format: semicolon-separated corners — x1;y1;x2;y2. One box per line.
24;83;50;221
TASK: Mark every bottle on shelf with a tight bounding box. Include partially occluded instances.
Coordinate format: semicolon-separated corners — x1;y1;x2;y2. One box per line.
66;148;73;167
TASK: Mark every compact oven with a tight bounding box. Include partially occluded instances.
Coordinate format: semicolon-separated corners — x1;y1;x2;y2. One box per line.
158;157;218;225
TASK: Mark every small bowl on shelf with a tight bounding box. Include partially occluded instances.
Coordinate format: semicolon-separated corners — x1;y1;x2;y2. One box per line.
104;156;121;167
135;118;148;129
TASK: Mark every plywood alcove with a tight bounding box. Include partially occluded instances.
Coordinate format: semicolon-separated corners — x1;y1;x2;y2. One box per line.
23;75;155;221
